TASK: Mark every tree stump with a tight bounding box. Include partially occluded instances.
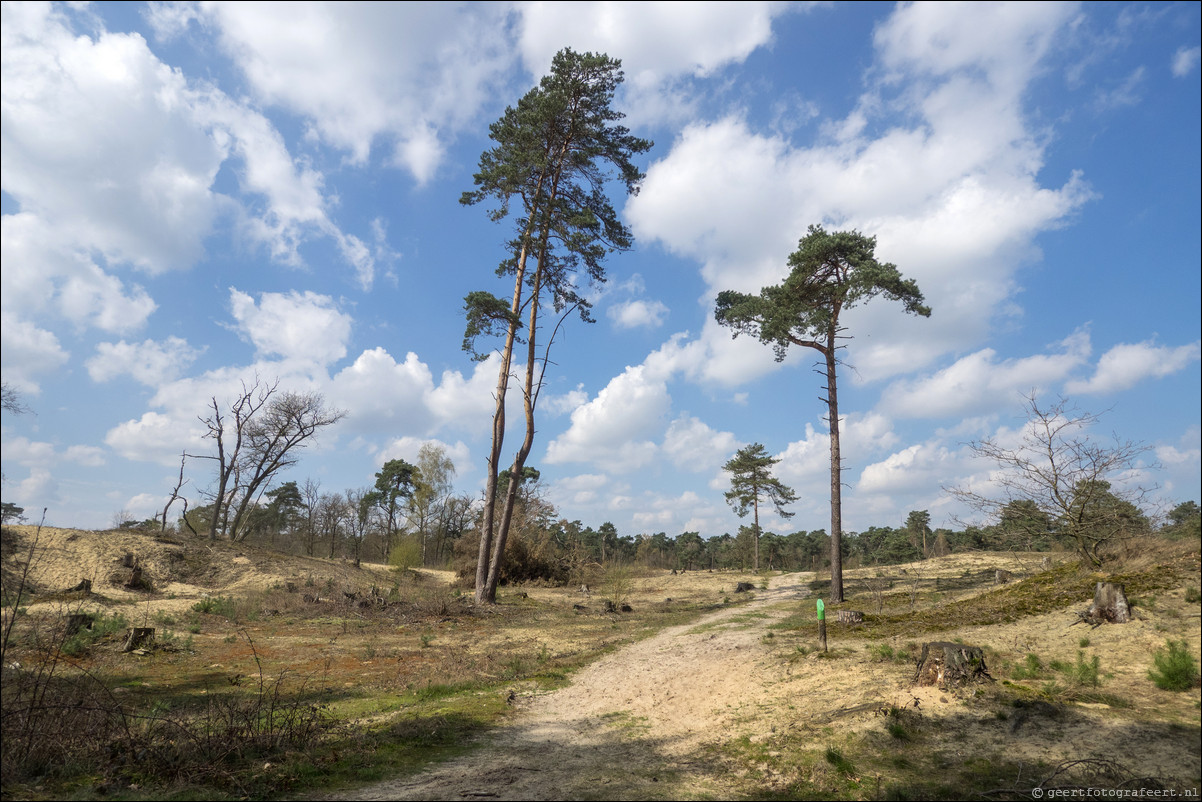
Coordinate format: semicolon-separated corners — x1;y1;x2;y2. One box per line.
995;569;1013;585
64;613;94;636
913;642;992;689
121;627;155;653
1082;582;1131;624
124;565;147;590
836;610;864;625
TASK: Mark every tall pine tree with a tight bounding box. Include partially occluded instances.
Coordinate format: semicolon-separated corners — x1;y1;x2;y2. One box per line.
716;226;929;601
462;49;651;604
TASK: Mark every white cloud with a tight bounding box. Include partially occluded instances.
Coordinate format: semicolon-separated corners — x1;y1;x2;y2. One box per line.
228;289;352;367
12;467;57;508
1;4;225;272
424;357;507;432
608;299;670;330
626;2;1094;388
0;310;69;393
545;364;670;472
1094;67;1146;111
143;2;202;41
64;445;107;467
1065;340;1201;395
543;384;589;416
881;330;1092;418
1172;45;1201;77
516;2;798;126
1;213;157;336
1;436;106;472
629;490;727;535
662;415;739;473
547;473;611;508
87;337;204;386
1;3;376;289
196;2;513;184
105;410;206;465
857;442;959;495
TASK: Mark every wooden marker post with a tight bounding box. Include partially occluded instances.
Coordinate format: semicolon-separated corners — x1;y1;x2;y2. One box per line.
817;598;827;652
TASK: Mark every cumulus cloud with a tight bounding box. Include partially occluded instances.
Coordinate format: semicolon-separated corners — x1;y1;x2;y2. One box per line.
630;490;728;535
105;410;206;465
857;441;960;495
516;2;800;126
228;289;352;367
881;330;1092;418
626;1;1094;388
662;415;739;473
1;2;376;287
1;437;107;481
1;214;156;336
0;310;69;393
543;384;589;416
192;2;513;184
545;364;670;472
608;299;670;330
547;473;611;508
1065;339;1201;395
87;337;204;386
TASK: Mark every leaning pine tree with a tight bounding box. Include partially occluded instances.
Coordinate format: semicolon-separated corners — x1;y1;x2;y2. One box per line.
715;226;930;602
461;49;652;604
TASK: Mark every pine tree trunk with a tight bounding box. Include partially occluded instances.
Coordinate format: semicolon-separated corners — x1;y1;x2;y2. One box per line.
826;342;844;603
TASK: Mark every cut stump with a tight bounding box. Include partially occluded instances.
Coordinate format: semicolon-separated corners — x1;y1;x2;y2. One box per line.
121;627;155;653
913;642;992;689
1079;582;1131;625
64;613;94;636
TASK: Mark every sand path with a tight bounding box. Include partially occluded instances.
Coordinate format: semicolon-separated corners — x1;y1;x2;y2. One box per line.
333;574;816;800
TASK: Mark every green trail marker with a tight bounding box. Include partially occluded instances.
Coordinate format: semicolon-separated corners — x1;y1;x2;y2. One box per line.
817;598;827;652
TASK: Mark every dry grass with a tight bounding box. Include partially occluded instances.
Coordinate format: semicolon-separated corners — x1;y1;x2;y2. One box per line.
2;526;1198;800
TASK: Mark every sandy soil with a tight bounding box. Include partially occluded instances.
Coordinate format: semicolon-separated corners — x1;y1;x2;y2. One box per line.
3;525;401;616
5;527;1198;799
328;564;1202;801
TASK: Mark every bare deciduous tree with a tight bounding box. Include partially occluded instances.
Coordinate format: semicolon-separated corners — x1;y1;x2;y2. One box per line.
189;379;345;541
950;394;1155;567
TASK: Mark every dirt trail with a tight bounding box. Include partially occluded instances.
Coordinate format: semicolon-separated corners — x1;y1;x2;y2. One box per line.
333;574;815;800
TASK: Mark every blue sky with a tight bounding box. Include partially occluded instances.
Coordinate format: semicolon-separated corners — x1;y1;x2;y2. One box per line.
2;1;1199;539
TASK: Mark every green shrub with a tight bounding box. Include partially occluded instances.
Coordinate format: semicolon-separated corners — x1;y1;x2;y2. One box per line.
1011;653;1044;679
1148;640;1200;691
61;611;129;657
192;594;237;618
825;746;856;776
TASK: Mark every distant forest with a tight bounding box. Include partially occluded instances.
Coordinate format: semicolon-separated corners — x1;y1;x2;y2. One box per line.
81;470;1201;585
